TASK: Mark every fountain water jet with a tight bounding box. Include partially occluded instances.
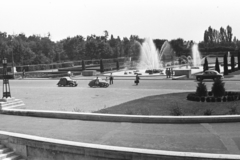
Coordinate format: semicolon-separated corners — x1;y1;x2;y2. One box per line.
191;43;202;66
137;38;161;70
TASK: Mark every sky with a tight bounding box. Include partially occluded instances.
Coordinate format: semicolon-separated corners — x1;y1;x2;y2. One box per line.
1;0;240;42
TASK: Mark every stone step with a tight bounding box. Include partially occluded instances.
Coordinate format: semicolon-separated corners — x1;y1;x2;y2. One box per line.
0;100;23;107
3;103;25;109
0;98;16;103
0;144;24;160
0;151;15;160
2;155;22;160
0;148;11;154
1;102;24;108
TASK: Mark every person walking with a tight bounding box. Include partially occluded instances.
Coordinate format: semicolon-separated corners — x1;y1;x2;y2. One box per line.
109;73;114;85
135;74;140;85
22;69;25;79
68;71;71;77
95;77;99;85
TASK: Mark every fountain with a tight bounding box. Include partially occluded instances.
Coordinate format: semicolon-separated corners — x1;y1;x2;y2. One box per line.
136;38;161;70
191;43;202;67
103;40;208;77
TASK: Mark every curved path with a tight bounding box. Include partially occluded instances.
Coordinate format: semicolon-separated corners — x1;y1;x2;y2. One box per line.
0;114;240;155
0;78;240;155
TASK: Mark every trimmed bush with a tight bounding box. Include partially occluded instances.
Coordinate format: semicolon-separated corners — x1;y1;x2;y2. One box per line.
196;81;208;97
217;97;222;102
212;79;225;97
211;97;216;102
73;61;81;66
170;104;183;116
196;97;201;102
204;109;213;115
228;105;238;115
222;96;227;102
227;96;232;101
206;97;211;102
200;97;205;102
208;92;213;96
62;62;74;68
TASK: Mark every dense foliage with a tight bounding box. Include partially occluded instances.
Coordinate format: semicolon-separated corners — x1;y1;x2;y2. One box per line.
0;25;239;67
199;25;240;53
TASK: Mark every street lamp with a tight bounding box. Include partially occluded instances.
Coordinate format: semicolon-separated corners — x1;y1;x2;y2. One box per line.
11;49;15;78
2;58;11;98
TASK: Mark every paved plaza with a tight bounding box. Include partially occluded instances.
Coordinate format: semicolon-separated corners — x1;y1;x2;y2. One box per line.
8;76;240;112
0;77;240;156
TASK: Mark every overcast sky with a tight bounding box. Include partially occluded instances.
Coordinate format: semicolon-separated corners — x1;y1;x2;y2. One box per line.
1;0;239;42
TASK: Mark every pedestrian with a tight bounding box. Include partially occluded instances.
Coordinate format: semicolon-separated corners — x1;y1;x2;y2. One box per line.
95;77;99;85
171;68;173;78
22;69;25;79
109;73;114;85
168;68;171;78
68;71;71;77
165;68;169;78
135;74;140;85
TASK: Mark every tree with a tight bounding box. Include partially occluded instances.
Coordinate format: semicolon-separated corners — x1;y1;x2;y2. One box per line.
116;60;119;70
203;57;209;72
204;30;209;43
227;25;232;42
100;59;104;73
238;50;240;70
82;60;85;71
223;54;228;75
196;81;208;97
208;26;213;43
104;30;108;41
231;54;235;72
211;79;225;97
215;57;220;73
220;27;227;42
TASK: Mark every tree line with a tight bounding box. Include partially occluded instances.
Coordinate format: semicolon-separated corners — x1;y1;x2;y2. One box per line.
0;31;147;66
0;26;239;66
199;25;240;53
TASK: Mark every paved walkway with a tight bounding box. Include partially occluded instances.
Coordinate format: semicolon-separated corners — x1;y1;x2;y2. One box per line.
1;79;240;156
0;114;240;155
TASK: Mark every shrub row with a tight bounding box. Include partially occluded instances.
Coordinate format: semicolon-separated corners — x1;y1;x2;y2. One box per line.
187;92;240;102
16;63;66;72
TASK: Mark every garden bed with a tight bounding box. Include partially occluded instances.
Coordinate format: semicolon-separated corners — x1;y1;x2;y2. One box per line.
94;92;240;116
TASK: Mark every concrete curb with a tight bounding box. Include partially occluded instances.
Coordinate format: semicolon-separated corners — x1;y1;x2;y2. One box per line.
2;109;240;123
0;131;239;160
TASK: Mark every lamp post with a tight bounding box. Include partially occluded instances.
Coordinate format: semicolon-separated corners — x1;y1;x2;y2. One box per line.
11;49;15;78
2;58;11;98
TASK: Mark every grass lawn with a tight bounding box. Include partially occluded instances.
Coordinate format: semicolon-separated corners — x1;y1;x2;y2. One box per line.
95;92;240;116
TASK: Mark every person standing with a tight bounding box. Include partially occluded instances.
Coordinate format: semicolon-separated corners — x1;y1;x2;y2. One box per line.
135;74;140;85
109;73;114;85
68;71;71;77
165;68;169;78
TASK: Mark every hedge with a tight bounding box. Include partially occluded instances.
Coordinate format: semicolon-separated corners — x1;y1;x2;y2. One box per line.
10;58;127;73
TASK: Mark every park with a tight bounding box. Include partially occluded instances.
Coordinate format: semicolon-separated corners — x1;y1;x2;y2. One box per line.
1;0;240;158
0;35;240;160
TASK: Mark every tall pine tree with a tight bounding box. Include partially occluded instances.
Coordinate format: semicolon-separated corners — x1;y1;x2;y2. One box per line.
223;54;228;75
215;57;220;73
203;57;209;72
